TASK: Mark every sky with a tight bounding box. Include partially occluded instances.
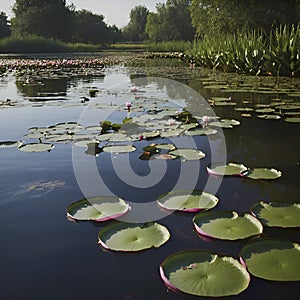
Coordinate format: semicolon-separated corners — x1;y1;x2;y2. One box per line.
0;0;165;28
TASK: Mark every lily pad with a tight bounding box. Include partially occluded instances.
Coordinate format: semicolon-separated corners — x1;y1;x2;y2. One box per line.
193;211;263;240
0;141;22;148
18;143;54;152
185;128;218;136
103;145;136;153
240;239;300;281
169;148;205;160
141;131;160;139
257;114;281;120
160;250;250;297
210;119;240;128
155;143;176;151
150;154;177;160
207;163;248;176
243;168;282;180
157;190;219;212
285;117;300;123
160;129;184;138
251;201;300;228
98;222;170;252
66;196;129;222
255;108;275;113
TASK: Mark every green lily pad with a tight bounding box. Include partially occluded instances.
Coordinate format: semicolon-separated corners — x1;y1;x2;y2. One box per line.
257;115;281;120
186;128;218;136
255;108;275;113
150;154;177;160
169;148;205;160
103;145;136;153
142;131;160;139
157;190;219;212
210;119;240;128
66;196;129;222
161;129;184;138
73;140;99;148
285;117;300;123
155;143;176;151
234;107;254;112
98;222;170;252
251;201;300;228
18;143;54;152
240;239;300;281
244;168;282;180
207;163;248;176
160;250;250;297
193;211;263;240
0;141;22;148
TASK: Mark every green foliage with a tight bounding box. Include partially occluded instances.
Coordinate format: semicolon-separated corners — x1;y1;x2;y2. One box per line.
9;0;123;45
0;35;106;53
0;12;11;39
11;0;73;41
145;0;194;42
123;6;149;42
190;0;300;38
71;10;110;44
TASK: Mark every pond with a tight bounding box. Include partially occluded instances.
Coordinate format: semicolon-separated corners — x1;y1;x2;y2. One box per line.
0;53;300;300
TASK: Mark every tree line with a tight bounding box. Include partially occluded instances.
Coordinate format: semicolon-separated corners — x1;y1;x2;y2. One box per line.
0;0;300;44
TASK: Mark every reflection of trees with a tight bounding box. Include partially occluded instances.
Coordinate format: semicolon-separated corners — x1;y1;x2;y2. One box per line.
16;77;68;97
16;73;105;98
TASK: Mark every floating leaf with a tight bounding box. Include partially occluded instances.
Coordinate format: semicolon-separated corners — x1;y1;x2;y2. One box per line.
186;128;217;136
155;143;176;151
157;190;218;212
161;129;184;138
66;196;129;222
207;163;248;176
18;143;54;152
150;153;177;160
210;119;240;128
103;145;136;153
285;117;300;123
169;148;205;160
244;168;282;180
73;140;99;148
98;222;170;252
251;201;300;228
193;211;263;240
255;108;275;113
141;131;160;139
0;141;22;148
160;250;250;297
240;239;300;281
257;115;281;120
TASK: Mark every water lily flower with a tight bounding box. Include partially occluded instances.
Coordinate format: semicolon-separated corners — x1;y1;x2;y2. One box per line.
167;118;176;126
130;86;138;93
126;102;132;112
202;116;210;129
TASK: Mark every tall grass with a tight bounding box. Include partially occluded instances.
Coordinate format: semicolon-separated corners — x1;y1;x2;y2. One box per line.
147;41;192;52
148;24;300;77
0;35;105;53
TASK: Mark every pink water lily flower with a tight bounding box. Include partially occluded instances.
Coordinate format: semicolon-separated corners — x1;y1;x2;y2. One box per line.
167;118;176;126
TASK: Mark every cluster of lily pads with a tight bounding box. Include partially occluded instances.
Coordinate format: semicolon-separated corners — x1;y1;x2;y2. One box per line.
0;58;105;71
65;185;300;297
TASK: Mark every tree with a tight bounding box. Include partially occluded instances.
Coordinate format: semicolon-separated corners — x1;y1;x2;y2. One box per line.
190;0;300;38
0;12;11;39
123;6;149;42
72;9;110;44
11;0;73;41
145;0;194;42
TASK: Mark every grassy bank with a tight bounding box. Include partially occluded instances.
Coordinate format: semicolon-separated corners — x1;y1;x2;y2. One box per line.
0;36;148;54
147;24;300;77
0;35;105;53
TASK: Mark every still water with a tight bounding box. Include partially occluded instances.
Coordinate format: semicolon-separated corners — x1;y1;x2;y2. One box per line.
0;54;299;300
